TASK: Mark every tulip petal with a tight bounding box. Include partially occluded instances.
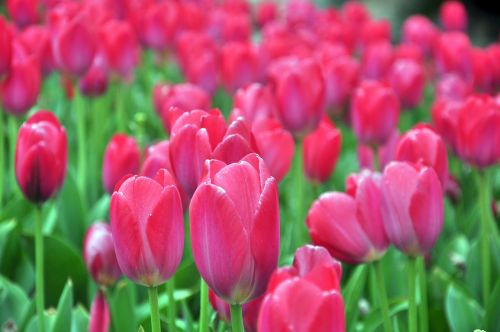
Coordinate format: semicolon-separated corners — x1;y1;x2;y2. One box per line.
212;134;254;164
310;291;345;332
89;291;110;332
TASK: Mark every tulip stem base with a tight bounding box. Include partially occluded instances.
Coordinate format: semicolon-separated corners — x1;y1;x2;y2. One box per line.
373;260;392;332
476;170;492;306
408;257;418;332
199;280;209;332
35;206;45;332
75;90;87;204
230;304;244;332
166;279;176;332
148;286;161;332
417;256;428;332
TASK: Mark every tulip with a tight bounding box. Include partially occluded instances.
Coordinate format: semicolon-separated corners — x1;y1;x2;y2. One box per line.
101;20;140;78
231;83;276;124
258;245;345;332
252;118;295;182
7;0;40;29
102;134;141;194
351;80;400;146
169;109;227;197
83;222;122;287
141;140;172;179
434;32;472;82
190;153;279;304
440;1;467;32
303;117;342;183
388;59;425;109
18;25;56;76
471;48;495;93
0;17;13;78
133;2;179;51
360;41;394;80
220;42;264;94
394;44;424;64
456;95;500;168
357;130;399;171
435;73;470;102
402;15;438;57
321;55;359;110
15;111;68;203
381;161;444;256
395;125;449;187
430;99;461;152
285;0;317;29
89;291;110;332
255;1;277;27
359;19;391;49
212;117;257;164
110;172;184;286
219;12;252;43
79;55;109;98
269;57;325;136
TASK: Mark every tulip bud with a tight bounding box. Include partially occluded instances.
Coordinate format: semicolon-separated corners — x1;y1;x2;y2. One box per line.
7;0;40;29
78;55;109;98
190;154;279;304
456;95;500;168
388;59;425;109
220;42;264;94
231;83;276;124
110;172;184;286
83;222;122;286
303;117;342;183
101;20;140;78
361;41;394;80
395;125;449;187
351;80;400;146
102;134;141;194
0;17;14;78
252;118;295;182
258;245;345;332
381;161;444;256
15;111;67;203
440;1;467;32
435;32;472;82
402;15;438;58
89;291;110;332
269;57;325;136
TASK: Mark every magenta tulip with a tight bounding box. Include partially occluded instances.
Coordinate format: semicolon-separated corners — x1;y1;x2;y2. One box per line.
141;140;172;179
212;117;257;164
440;1;467;32
388;59;425;109
231;83;276;124
7;0;40;29
89;291;110;332
431;99;461;152
357;130;399;171
190;154;279;304
0;17;13;78
402;15;438;57
15;111;67;203
110;171;184;286
434;32;472;82
360;41;394;80
101;20;140;78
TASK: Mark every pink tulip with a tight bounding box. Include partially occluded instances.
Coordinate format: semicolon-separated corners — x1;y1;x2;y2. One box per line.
431;99;461;152
394;44;424;65
190;154;279;303
359;19;391;49
357;130;400;171
440;1;467;32
212;117;257;164
395;125;449;187
83;222;122;286
110;172;184;286
435;74;471;102
351;80;400;146
101;20;139;78
7;0;40;29
258;245;345;332
434;32;472;82
18;25;56;76
231;83;276;124
285;0;317;29
303;117;342;183
471;48;495;93
388;59;425;109
79;55;109;97
401;15;438;58
321;55;359;110
89;291;110;332
255;1;277;28
456;95;500;168
0;17;13;78
102;134;141;194
360;41;394;80
381;161;444;256
141;140;172;179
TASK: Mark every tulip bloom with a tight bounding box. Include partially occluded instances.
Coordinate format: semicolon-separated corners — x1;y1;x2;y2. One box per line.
388;59;425;109
435;74;471;102
258;245;345;332
89;291;110;332
15;111;67;203
434;32;472;82
141;140;172;179
402;15;438;57
7;0;40;29
220;42;264;94
381;162;444;256
133;2;179;51
269;57;325;136
307;171;388;263
231;83;276;124
357;130;399;171
303;118;342;183
84;222;122;286
431;99;461;152
102;134;141;194
110;172;184;286
456;95;500;168
79;55;109;98
360;41;394;80
190;154;279;304
212;117;257;164
351;80;400;146
101;20;140;78
19;25;56;76
322;55;359;110
395;125;449;187
0;17;13;78
440;1;467;32
255;1;277;27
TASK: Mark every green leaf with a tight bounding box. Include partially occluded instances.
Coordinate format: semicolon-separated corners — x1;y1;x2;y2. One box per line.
110;280;136;332
52;280;74;332
362;298;408;331
136;288;196;322
445;284;484;332
88;195;111;223
71;305;89;332
0;275;30;327
342;264;368;331
484;280;500;332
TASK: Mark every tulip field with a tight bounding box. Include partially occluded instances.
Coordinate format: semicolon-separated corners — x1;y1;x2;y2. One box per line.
1;0;500;331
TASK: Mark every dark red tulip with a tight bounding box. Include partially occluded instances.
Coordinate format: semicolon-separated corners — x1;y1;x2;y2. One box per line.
169;109;227;197
440;1;467;32
190;154;279;304
357;130;399;171
431;99;461;152
83;222;122;286
18;25;56;76
395;125;449;187
101;20;139;78
133;1;179;51
351;80;400;146
456;95;500;168
269;57;325;136
79;55;109;97
388;59;425;109
7;0;40;29
258;245;345;332
15;111;67;203
435;32;472;82
402;15;438;57
381;162;444;256
102;134;141;194
361;41;394;80
110;172;184;286
0;43;41;116
252;118;295;182
435;73;471;102
303;118;342;183
231;83;276;124
89;291;110;332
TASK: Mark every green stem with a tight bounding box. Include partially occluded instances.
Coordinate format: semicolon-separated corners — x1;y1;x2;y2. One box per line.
75;90;87;204
148;286;161;332
293;140;305;249
408;257;418;332
417;256;428;332
230;304;244;332
199;279;209;332
373;260;393;332
115;82;126;133
372;145;380;172
35;206;45;332
8;116;19;198
476;170;492;306
0;111;4;207
166;279;176;332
